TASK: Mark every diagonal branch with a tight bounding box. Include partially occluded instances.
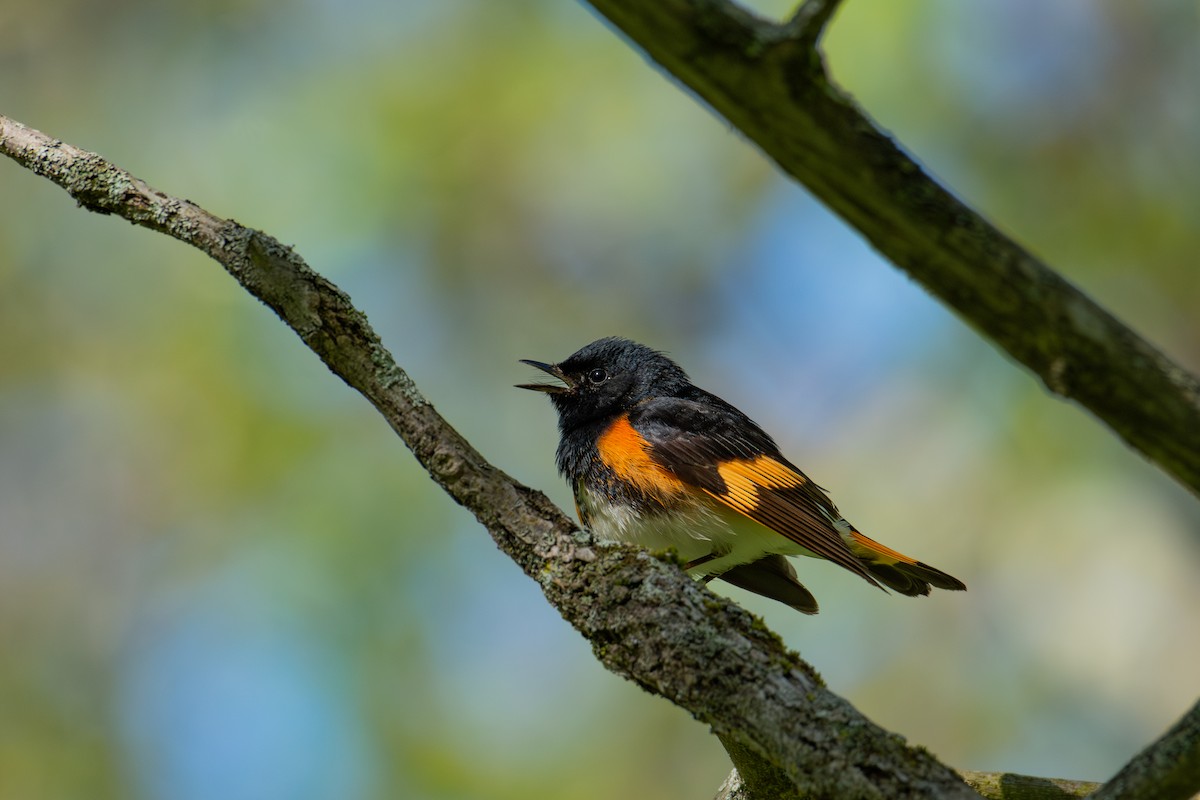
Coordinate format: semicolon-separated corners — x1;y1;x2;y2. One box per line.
582;0;1200;500
1089;698;1200;800
0;114;982;799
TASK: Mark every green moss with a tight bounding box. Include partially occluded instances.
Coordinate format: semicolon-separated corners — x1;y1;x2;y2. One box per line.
651;547;686;567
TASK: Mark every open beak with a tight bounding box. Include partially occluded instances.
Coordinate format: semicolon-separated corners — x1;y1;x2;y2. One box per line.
516;359;574;394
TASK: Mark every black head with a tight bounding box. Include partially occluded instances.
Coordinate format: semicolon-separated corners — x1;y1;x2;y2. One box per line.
517;337;691;430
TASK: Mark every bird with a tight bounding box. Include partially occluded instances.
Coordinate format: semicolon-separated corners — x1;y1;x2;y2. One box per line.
517;336;965;614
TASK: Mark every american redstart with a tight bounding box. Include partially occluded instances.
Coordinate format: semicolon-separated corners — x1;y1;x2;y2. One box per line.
518;336;965;614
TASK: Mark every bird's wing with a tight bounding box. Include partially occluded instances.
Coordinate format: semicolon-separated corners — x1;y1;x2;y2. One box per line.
629;396;878;585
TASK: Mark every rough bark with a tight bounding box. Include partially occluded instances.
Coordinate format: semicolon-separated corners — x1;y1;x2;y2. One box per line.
958;771;1099;799
714;765;1110;799
1089;699;1200;800
580;0;1200;500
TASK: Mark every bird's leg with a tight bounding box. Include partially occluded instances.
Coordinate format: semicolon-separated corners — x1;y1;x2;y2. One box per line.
683;552;719;574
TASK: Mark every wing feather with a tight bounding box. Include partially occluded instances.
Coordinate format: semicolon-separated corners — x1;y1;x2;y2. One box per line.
631;397;878;585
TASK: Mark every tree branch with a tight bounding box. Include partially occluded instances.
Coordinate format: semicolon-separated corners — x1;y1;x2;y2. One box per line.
581;0;1200;500
958;771;1099;799
717;766;1108;800
783;0;845;48
1;114;983;799
1089;698;1200;800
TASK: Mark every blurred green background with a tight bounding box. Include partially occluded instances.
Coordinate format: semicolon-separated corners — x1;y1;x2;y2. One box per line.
2;1;1199;798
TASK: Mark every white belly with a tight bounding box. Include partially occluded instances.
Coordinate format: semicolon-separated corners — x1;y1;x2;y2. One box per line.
575;484;815;576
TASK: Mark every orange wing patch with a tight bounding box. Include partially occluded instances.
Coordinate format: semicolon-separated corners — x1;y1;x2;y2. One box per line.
597;415;686;499
713;456;807;512
847;529;918;565
700;454;876;582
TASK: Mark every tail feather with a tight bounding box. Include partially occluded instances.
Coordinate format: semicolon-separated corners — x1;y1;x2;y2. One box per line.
864;560;966;596
846;528;966;596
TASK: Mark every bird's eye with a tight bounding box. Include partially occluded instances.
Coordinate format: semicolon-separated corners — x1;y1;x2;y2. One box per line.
587;368;608;384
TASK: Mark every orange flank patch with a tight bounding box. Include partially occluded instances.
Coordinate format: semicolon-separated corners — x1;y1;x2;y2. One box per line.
597;415;686;498
713;456;806;512
848;529;917;565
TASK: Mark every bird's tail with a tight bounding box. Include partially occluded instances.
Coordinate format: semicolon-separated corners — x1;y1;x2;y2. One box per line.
844;528;966;596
